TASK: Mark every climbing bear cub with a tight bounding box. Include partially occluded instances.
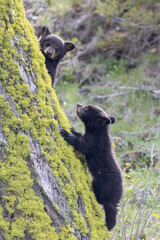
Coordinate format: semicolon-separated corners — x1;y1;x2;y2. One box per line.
39;27;75;87
60;104;123;231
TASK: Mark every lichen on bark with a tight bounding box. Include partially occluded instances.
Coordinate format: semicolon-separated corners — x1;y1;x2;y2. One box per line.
0;0;108;239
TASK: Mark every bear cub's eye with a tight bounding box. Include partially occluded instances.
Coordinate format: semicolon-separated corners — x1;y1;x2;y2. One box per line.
45;42;51;47
55;47;60;52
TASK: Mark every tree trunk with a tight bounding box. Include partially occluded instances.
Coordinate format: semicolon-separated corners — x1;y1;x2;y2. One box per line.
0;1;108;240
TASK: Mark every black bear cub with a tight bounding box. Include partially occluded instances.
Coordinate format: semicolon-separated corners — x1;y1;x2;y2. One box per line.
39;27;75;87
60;104;123;231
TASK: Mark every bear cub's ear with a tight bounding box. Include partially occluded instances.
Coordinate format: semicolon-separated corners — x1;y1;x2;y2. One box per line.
41;27;51;37
102;115;116;125
110;116;116;124
64;41;75;52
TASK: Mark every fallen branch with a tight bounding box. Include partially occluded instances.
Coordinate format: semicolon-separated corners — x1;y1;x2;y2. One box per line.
96;86;160;100
118;86;160;95
95;91;134;99
77;35;99;59
150;143;156;169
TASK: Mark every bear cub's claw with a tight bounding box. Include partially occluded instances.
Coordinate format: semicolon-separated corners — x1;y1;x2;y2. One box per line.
60;128;69;139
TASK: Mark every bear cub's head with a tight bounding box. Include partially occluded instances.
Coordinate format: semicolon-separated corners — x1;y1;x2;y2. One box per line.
76;104;115;128
39;27;75;61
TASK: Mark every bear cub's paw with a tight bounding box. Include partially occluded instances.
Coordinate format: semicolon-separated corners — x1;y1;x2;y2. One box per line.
60;128;69;140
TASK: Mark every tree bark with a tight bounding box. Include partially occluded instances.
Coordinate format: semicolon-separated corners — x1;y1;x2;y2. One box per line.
0;1;108;240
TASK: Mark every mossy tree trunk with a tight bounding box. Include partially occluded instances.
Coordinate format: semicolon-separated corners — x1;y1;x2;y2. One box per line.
0;1;108;239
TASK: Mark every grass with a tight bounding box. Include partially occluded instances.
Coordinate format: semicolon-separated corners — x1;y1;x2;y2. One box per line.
111;167;160;240
55;52;160;239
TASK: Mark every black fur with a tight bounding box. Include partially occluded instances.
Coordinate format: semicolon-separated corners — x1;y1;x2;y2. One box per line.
60;104;123;231
39;27;75;87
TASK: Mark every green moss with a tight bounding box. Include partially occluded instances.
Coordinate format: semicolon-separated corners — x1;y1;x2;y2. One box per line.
0;99;58;240
6;218;28;239
72;211;88;235
0;0;108;239
0;205;10;233
58;225;77;240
